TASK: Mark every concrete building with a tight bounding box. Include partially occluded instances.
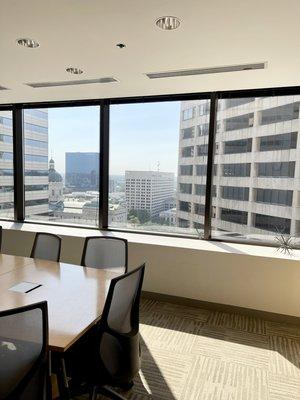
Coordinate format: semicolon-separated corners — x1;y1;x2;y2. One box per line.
65;152;99;191
24;109;49;218
0;109;49;219
81;199;127;224
48;158;64;213
0;111;15;219
125;171;175;218
159;208;177;225
177;96;300;240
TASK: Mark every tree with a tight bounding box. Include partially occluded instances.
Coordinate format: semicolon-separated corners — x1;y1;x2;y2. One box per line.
128;209;150;224
128;215;140;226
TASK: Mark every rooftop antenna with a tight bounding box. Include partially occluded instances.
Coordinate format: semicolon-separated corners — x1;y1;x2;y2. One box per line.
157;161;160;172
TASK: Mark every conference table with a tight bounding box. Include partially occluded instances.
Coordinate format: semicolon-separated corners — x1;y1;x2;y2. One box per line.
0;253;122;398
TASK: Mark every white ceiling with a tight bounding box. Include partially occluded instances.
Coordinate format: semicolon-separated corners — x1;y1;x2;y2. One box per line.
0;0;300;104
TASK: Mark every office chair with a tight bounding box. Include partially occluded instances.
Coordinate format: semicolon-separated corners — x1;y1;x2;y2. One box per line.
30;232;61;262
0;301;50;400
81;236;128;273
67;263;145;400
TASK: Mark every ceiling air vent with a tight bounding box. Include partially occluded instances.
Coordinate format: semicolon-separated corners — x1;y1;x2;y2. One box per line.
146;62;267;79
26;77;118;88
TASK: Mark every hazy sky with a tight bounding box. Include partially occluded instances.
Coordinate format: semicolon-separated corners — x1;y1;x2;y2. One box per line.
48;102;181;175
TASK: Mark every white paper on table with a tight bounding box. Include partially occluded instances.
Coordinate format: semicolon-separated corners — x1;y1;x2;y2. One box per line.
9;281;42;293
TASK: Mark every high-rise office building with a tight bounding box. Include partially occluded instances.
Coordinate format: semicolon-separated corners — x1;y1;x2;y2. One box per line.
125;171;175;217
65;152;99;191
0;111;14;219
177;96;300;240
0;109;49;219
24;109;49;218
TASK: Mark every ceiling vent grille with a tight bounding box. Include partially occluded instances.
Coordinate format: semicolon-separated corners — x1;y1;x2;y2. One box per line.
146;62;267;79
26;77;118;88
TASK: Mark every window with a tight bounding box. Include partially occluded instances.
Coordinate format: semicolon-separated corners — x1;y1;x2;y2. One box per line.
195;184;206;196
182;146;194;157
182;127;194;139
180;165;193;175
225;98;255;108
24;106;100;226
198;123;209;136
178;218;190;228
255;189;293;206
2;91;300;246
180;183;192;194
256;162;295;178
195;184;216;196
179;201;191;212
196;165;207;176
223;163;251;177
182;108;194;120
259;132;297;151
0;110;14;219
109;100;210;236
0;134;13;143
212;95;300;243
198;102;210;116
25;138;48;149
225;113;254;131
196;165;217;176
0;152;13;161
254;214;291;234
260;103;299;125
221;208;248;225
197;144;208;156
25;185;49;191
224;138;252;154
194;203;205;215
221;186;249;201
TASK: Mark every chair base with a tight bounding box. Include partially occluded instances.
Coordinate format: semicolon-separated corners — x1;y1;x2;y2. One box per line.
90;385;129;400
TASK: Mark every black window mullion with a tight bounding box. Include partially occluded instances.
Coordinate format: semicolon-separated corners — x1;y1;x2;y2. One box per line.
99;101;110;229
12;106;25;221
204;92;218;240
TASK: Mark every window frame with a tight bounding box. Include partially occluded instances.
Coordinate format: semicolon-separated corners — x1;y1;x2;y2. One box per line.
0;85;299;247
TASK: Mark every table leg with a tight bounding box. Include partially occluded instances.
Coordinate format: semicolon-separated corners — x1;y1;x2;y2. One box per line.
52;353;71;400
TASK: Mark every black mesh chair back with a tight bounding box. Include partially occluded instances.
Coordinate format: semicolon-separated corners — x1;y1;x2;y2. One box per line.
81;237;128;272
0;301;50;400
93;263;145;386
31;233;61;262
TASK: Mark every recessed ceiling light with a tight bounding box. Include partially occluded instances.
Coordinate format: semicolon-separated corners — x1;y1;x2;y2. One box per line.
66;67;83;75
16;38;40;48
156;16;181;30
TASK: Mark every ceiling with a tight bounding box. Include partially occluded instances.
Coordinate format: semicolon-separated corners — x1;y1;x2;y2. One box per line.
1;0;300;105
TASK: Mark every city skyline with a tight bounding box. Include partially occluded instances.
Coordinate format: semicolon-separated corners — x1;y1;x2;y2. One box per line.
48;102;181;176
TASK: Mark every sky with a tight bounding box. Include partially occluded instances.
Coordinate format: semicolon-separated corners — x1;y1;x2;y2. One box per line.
48;102;181;176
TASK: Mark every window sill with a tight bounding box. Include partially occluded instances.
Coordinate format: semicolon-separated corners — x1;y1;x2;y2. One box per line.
1;220;300;262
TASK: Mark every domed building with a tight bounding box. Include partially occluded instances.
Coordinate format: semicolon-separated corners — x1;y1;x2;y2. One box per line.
48;158;64;211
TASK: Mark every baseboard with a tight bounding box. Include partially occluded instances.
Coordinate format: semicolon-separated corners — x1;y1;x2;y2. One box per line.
141;291;300;325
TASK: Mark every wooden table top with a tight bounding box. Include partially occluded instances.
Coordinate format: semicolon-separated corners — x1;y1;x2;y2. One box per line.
0;254;34;275
0;255;120;352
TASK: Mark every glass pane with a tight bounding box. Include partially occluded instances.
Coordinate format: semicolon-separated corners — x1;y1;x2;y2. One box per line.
212;95;300;244
24;107;100;226
109;100;210;236
0;111;14;219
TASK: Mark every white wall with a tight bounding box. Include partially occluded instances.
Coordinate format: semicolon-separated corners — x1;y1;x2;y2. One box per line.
2;226;300;318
